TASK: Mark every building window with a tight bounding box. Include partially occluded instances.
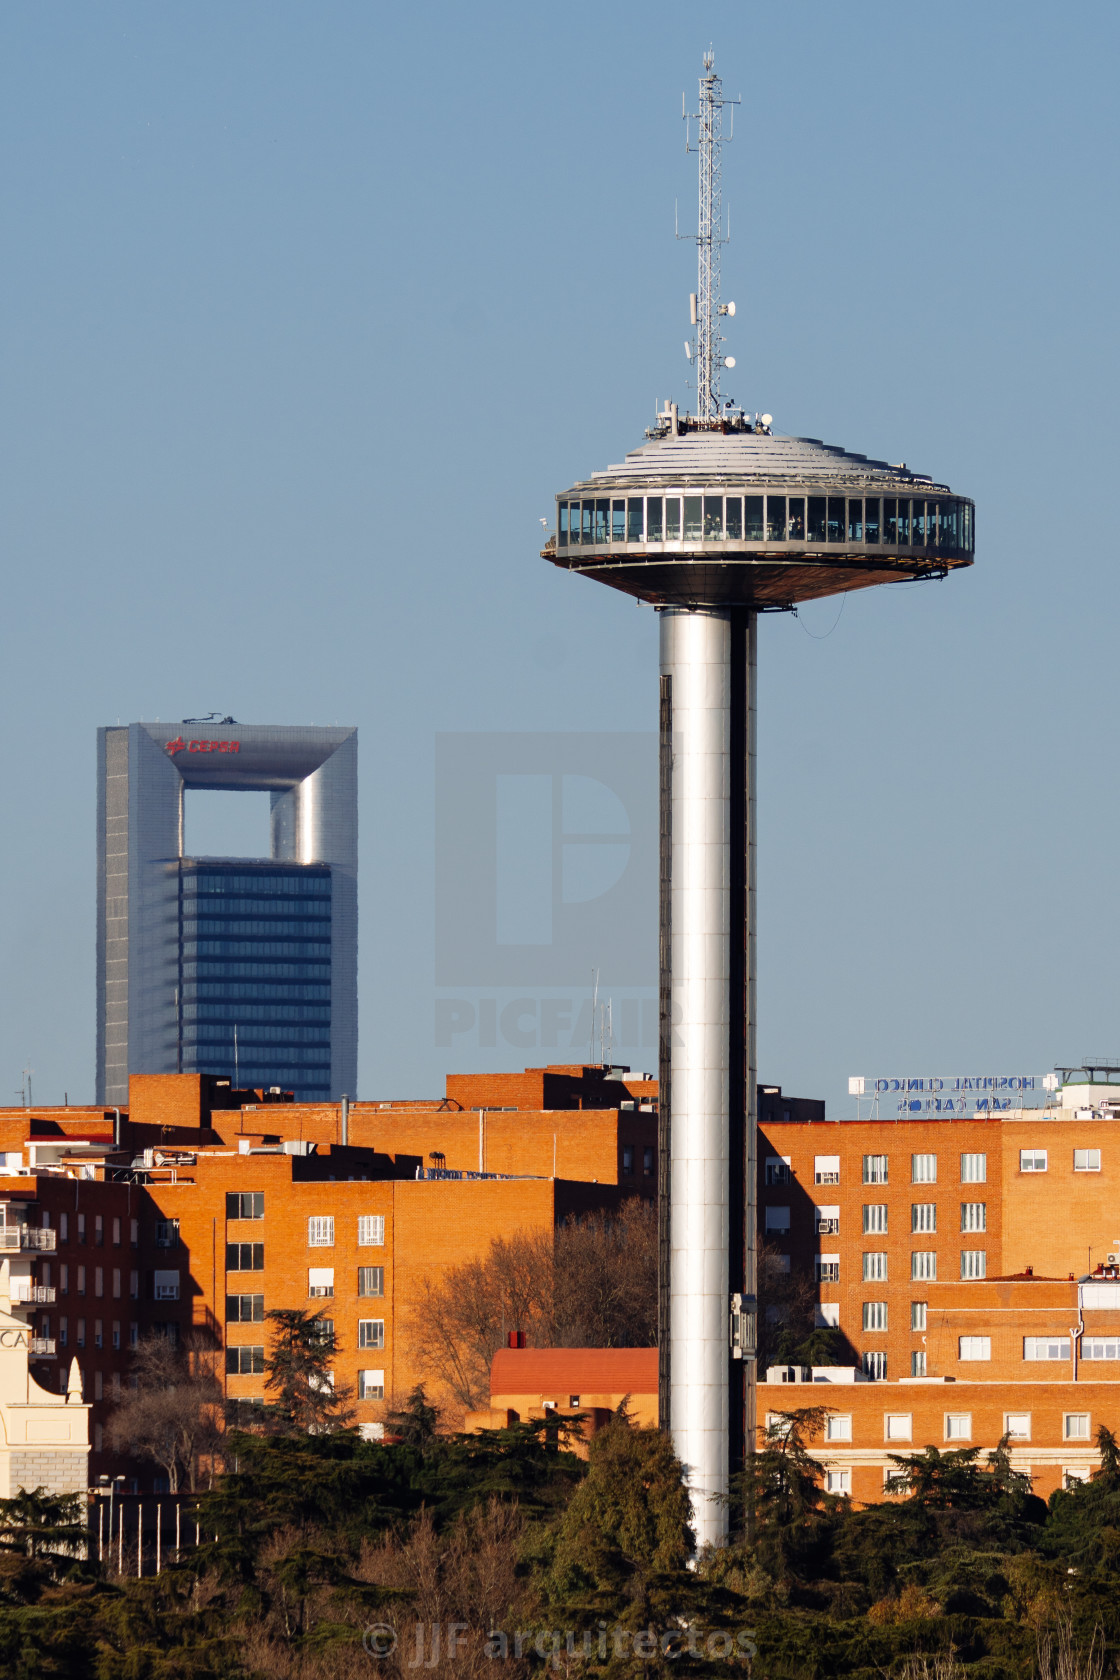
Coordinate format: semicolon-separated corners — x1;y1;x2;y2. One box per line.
863;1204;888;1235
885;1413;912;1441
130;1270;139;1299
911;1301;928;1331
862;1351;887;1380
911;1203;936;1234
815;1207;840;1235
825;1469;851;1496
358;1319;385;1350
76;1319;85;1348
945;1413;972;1441
94;1371;103;1401
911;1251;937;1281
911;1154;937;1184
863;1301;888;1332
112;1321;120;1349
1081;1338;1120;1360
308;1217;335;1248
1065;1413;1091;1440
226;1243;264;1272
1023;1336;1071;1361
111;1371;121;1399
77;1214;86;1244
359;1369;385;1400
308;1268;335;1298
765;1207;791;1233
129;1322;138;1348
911;1351;927;1377
642;1147;654;1177
94;1319;103;1349
884;1468;908;1493
226;1346;265;1375
60;1264;68;1295
863;1252;887;1282
112;1218;121;1246
77;1266;86;1296
153;1270;179;1301
112;1269;121;1299
154;1220;179;1248
94;1216;104;1247
94;1268;104;1298
59;1317;68;1347
310;1318;335;1345
1064;1467;1091;1488
621;1146;634;1175
825;1414;852;1441
1020;1149;1047;1173
130;1218;139;1246
960;1202;986;1232
958;1336;991;1361
1074;1149;1101;1173
815;1256;840;1283
1005;1413;1031;1441
59;1213;68;1242
960;1152;987;1183
765;1157;791;1186
862;1155;888;1185
814;1155;840;1185
358;1215;385;1247
226;1293;265;1323
226;1193;265;1220
960;1250;987;1280
358;1267;384;1298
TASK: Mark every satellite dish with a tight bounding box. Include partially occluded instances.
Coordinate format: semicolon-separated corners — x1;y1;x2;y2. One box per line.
726;301;736;317
725;356;736;369
684;342;692;360
760;413;773;427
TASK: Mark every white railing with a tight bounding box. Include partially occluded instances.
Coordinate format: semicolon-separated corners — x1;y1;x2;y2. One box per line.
10;1283;55;1304
29;1337;55;1356
0;1226;57;1252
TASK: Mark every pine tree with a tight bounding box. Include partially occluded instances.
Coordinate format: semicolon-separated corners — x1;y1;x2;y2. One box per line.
263;1307;355;1434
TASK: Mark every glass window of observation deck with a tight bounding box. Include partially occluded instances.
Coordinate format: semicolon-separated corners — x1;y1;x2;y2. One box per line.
847;500;863;542
788;497;805;540
808;497;826;543
963;504;973;549
647;497;663;540
627;498;643;541
865;498;880;544
666;498;681;539
912;501;927;545
581;502;593;544
703;497;723;538
765;497;785;541
743;497;762;540
594;500;609;543
612;500;625;543
938;502;959;548
684;497;703;539
559;504;569;546
725;497;743;539
884;499;898;544
827;498;845;542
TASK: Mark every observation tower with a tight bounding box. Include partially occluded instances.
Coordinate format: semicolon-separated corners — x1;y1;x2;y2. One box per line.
541;53;974;1548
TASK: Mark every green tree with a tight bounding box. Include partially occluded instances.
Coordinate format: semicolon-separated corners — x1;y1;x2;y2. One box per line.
0;1487;87;1566
263;1308;355;1434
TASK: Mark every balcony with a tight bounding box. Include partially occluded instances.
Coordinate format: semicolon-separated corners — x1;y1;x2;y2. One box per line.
29;1337;55;1357
0;1226;57;1253
10;1284;56;1305
816;1219;840;1236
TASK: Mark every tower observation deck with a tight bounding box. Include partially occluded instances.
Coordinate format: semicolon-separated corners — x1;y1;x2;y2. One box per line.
541;52;974;1550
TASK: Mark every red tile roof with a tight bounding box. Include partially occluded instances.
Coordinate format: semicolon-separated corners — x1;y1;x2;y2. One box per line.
490;1346;658;1393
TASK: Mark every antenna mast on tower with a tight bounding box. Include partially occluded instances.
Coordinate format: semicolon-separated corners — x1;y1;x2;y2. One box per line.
683;52;738;421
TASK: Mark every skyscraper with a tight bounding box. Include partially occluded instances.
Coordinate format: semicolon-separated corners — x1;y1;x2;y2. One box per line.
96;720;357;1105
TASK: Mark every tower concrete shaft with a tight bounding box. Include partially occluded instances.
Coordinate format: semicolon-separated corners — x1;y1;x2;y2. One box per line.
659;606;756;1548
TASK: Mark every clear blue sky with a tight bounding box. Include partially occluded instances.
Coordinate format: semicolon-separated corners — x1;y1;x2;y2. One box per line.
1;1;1117;1114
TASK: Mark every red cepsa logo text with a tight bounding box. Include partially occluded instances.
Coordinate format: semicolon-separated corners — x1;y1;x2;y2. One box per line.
163;737;240;756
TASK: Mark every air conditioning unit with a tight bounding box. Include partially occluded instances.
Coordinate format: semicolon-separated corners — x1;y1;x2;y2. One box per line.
1108;1255;1117;1265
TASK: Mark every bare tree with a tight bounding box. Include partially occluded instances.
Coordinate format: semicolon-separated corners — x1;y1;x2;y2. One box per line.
406;1201;657;1414
106;1331;223;1491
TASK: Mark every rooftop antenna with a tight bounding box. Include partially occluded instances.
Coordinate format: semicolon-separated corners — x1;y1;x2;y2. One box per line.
681;50;739;421
590;968;599;1065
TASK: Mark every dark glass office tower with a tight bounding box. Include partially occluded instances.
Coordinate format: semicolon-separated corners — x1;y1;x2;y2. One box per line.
96;722;357;1105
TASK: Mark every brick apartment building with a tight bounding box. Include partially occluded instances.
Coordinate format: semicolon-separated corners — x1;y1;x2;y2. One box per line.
0;1065;656;1485
755;1078;1120;1501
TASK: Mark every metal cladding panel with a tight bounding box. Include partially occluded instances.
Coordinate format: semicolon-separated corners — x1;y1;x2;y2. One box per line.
96;722;358;1104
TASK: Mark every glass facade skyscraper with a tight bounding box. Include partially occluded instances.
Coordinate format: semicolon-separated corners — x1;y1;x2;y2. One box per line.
96;722;357;1105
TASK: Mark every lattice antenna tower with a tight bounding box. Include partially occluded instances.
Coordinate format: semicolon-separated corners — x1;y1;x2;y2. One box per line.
682;51;739;420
